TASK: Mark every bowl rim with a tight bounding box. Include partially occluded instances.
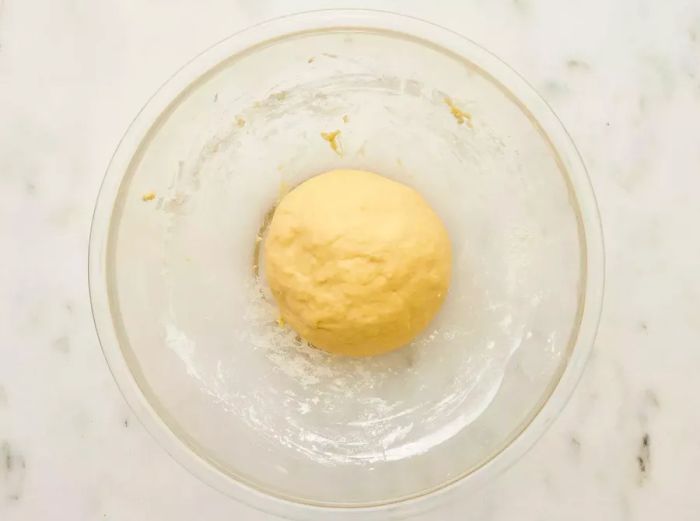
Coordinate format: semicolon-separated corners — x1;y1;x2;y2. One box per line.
88;8;605;520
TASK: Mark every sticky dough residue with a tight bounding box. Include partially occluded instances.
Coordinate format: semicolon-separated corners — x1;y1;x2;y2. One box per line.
320;129;342;155
444;96;473;127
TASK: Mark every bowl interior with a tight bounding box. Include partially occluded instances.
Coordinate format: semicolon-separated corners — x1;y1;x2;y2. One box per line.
104;27;583;506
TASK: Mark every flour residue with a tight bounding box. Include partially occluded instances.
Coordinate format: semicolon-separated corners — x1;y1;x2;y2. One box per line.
224;275;517;465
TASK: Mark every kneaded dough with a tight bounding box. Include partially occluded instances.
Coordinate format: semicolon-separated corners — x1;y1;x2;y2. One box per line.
264;169;451;357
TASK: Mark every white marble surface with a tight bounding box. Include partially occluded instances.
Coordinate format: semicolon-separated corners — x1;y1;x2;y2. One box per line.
2;0;700;519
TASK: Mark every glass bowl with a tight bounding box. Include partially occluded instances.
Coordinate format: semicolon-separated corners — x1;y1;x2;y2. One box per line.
89;9;604;520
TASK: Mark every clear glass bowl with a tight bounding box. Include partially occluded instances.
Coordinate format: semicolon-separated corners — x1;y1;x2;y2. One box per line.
89;9;604;520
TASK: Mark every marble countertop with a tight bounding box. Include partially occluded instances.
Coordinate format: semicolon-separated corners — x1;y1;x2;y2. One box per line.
2;0;700;519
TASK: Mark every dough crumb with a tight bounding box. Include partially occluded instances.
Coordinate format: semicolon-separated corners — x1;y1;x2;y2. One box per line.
321;130;342;155
277;316;286;328
236;116;246;128
342;114;350;123
141;192;156;202
307;56;315;63
444;97;473;127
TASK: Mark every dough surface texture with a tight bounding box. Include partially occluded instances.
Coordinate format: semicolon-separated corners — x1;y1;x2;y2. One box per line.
264;169;452;357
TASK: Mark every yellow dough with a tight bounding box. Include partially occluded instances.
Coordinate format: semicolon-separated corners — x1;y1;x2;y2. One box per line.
264;169;452;357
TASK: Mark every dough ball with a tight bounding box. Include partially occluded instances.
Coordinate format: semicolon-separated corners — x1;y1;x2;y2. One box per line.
264;169;451;357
